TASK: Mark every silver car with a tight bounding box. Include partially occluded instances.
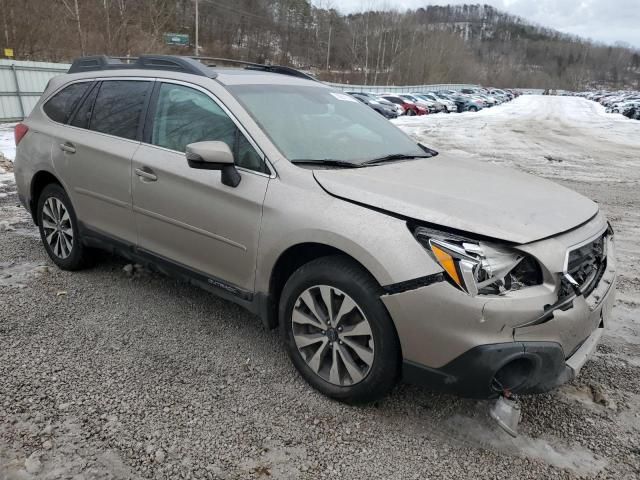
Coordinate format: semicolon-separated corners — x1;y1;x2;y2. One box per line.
13;56;615;406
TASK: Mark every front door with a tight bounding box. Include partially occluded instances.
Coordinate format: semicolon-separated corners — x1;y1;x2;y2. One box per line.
132;81;270;292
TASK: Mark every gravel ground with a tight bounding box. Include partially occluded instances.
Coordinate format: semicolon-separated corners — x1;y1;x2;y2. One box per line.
1;96;640;479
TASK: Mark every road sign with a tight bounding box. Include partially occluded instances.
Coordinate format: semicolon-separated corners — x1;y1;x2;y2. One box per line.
3;48;14;58
163;33;189;46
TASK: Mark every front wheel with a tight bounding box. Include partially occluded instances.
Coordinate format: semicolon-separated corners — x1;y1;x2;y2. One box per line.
279;256;400;403
37;183;90;270
469;106;478;112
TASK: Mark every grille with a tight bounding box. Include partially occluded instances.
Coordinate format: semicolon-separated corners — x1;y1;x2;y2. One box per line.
564;233;607;297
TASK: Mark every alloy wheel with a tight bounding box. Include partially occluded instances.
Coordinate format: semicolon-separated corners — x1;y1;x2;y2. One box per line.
41;197;74;259
291;285;375;386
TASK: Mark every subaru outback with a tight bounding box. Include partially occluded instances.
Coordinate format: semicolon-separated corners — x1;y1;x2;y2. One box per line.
13;56;615;412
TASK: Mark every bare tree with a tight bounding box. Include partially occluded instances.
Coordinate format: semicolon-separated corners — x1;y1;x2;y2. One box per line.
2;0;637;90
59;0;85;55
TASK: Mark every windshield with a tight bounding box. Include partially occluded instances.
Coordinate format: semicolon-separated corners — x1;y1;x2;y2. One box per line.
229;84;425;165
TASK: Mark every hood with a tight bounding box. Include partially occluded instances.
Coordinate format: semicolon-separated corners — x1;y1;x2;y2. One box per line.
313;153;598;244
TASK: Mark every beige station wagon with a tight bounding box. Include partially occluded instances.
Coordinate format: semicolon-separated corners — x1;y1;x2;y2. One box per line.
13;56;616;429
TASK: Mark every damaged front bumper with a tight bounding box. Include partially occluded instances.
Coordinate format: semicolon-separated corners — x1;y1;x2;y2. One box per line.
382;224;616;399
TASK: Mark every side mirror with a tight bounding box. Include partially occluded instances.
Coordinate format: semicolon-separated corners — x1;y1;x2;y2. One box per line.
186;141;241;187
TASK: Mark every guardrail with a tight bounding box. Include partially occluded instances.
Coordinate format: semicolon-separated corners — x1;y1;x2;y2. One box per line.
0;60;70;122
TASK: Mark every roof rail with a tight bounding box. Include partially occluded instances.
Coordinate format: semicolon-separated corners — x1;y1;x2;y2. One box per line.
68;55;317;82
68;55;215;77
194;57;317;81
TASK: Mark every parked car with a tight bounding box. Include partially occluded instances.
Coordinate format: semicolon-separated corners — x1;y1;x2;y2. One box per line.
432;91;459;106
13;55;615;416
448;94;484;112
409;93;446;113
460;88;482;96
419;92;457;113
398;94;437;114
347;92;399;119
623;103;640;119
350;93;406;116
380;94;427;115
488;88;512;102
585;89;640;120
475;93;498;107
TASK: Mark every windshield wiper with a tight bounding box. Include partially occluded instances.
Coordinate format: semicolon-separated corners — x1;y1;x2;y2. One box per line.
360;153;431;166
291;159;362;168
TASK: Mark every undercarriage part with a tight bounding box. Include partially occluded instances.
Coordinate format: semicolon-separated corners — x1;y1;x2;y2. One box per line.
489;393;521;437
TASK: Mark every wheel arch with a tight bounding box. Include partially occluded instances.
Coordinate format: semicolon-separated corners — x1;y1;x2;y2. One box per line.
260;242;384;330
30;170;64;225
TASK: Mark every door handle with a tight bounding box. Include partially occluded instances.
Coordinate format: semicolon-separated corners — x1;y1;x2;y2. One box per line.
59;142;76;154
135;167;158;182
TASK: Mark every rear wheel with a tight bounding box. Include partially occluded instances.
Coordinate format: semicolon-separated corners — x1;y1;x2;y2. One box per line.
469;106;479;112
280;256;400;403
37;183;89;270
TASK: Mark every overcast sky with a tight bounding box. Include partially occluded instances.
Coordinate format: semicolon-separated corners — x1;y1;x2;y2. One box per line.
317;1;640;48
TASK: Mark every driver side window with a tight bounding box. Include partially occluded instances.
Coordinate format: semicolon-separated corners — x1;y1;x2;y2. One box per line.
151;83;268;173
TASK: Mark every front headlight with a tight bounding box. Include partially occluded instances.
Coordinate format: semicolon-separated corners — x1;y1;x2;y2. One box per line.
413;226;542;296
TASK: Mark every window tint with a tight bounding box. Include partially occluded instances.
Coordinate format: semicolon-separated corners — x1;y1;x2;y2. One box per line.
152;83;266;173
70;83;98;129
43;82;91;123
90;81;150;140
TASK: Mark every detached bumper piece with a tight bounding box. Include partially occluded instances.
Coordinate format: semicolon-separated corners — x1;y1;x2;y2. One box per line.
402;330;602;399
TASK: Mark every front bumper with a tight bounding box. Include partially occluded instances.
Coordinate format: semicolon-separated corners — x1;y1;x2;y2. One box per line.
402;325;605;399
382;223;616;398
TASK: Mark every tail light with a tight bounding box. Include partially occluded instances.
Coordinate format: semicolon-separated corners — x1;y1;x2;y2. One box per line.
14;123;29;146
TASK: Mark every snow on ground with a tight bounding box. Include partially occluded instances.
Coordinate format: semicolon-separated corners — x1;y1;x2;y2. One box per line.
393;95;640;185
0;122;17;164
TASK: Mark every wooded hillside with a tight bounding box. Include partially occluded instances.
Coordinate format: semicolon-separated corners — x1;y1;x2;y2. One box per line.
2;1;639;89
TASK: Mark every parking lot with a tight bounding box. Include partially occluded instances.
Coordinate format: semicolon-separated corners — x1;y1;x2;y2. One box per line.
1;95;639;479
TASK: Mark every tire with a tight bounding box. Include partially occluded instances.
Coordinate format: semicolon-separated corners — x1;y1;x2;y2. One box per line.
406;109;416;116
36;183;90;270
279;255;400;403
469;106;478;112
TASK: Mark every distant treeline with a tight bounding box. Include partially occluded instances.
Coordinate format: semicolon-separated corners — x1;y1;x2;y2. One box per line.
3;1;639;89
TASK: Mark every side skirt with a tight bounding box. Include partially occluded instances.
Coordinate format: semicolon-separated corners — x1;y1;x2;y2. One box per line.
79;223;267;319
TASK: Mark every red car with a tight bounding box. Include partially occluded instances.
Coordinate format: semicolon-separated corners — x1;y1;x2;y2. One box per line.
381;95;427;116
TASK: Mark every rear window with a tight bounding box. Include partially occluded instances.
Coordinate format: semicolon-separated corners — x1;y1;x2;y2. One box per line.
89;80;151;140
43;82;91;123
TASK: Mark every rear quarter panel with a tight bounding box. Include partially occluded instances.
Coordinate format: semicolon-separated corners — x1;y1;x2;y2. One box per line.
14;116;59;212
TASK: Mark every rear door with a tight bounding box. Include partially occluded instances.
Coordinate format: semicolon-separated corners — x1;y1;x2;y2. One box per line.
51;79;153;243
131;80;270;292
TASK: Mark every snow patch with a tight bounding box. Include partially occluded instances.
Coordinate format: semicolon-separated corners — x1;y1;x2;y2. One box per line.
0;262;51;288
446;413;608;476
0;122;17;162
393;95;640;185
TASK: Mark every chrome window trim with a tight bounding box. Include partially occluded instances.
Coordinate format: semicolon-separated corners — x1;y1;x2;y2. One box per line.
60;123;143;146
150;78;276;179
562;224;609;275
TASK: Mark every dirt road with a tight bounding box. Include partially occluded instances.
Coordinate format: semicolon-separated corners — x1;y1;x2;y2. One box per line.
1;96;639;479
